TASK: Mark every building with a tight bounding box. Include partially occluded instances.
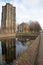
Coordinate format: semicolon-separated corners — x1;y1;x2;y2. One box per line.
1;3;16;63
17;22;30;32
1;3;16;33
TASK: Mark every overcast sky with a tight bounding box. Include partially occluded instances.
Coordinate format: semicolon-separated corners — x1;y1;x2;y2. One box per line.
0;0;43;28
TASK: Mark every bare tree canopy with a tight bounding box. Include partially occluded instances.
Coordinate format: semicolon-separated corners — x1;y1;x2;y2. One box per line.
29;21;41;32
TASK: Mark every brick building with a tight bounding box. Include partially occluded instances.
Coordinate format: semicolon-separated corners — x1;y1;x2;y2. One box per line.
17;22;30;32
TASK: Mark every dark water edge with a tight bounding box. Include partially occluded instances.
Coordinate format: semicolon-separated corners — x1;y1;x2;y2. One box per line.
0;39;31;65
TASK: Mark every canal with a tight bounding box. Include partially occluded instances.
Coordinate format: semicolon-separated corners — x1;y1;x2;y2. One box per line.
0;38;32;65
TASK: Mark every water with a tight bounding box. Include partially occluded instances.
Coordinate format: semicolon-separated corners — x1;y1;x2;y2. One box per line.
0;38;30;65
16;40;28;58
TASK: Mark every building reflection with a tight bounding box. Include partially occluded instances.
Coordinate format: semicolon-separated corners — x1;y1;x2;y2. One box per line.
1;38;16;64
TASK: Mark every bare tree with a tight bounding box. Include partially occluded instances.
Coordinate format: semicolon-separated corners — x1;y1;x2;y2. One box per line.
29;21;41;33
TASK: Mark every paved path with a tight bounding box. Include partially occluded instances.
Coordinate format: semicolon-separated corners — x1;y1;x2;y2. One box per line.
35;33;43;65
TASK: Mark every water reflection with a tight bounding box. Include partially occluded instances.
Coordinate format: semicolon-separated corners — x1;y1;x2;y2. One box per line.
0;42;2;64
0;38;30;65
16;40;28;59
1;38;16;64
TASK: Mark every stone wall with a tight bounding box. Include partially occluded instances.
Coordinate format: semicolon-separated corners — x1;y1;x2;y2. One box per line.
13;35;40;65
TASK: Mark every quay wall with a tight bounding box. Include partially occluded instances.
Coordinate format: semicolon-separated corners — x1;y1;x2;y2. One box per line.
13;35;40;65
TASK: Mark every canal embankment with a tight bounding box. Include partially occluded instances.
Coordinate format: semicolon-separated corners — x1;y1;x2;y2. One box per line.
13;35;40;65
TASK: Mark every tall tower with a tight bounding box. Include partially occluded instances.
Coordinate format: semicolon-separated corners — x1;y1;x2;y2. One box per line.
1;3;16;33
1;3;16;64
